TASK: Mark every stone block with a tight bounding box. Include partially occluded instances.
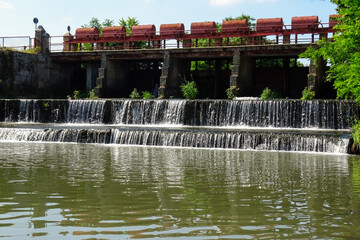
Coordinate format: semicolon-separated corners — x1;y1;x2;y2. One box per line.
98;68;105;78
96;78;103;88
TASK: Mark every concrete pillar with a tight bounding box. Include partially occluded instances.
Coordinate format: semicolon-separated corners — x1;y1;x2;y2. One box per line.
214;59;222;98
283;58;290;97
95;54;107;97
35;26;50;53
230;50;254;96
308;58;326;97
63;33;74;52
86;63;98;93
159;51;190;98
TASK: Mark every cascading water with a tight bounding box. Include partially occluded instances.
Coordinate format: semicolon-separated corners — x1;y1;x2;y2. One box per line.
67;100;106;123
112;99;185;125
184;100;356;129
0;99;357;153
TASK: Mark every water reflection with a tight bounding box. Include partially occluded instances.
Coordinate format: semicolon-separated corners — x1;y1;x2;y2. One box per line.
0;142;359;239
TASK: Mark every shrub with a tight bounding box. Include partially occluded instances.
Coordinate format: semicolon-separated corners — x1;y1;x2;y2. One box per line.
180;81;198;100
260;88;280;100
72;90;88;99
226;86;240;100
352;120;360;151
88;89;98;99
43;101;49;109
142;91;154;99
23;46;41;54
301;87;315;100
73;90;81;99
129;88;141;99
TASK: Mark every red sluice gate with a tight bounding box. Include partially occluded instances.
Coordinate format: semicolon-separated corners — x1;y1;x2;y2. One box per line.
256;18;284;33
160;23;185;38
291;16;319;31
222;19;249;34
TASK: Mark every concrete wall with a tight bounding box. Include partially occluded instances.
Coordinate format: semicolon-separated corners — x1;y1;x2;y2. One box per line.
0;49;69;98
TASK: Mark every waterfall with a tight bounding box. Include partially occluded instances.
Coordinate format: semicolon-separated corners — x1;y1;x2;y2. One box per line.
112;99;185;125
67;100;106;123
18;100;40;122
184;100;357;129
110;128;350;154
0;99;357;154
0;127;350;154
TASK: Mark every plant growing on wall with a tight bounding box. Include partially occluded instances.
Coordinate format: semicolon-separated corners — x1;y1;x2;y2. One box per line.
226;86;240;100
88;89;98;99
260;88;280;100
142;91;154;99
180;81;198;100
73;90;81;99
129;88;141;99
301;87;315;100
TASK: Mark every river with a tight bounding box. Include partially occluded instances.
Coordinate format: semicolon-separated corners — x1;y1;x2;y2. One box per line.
1;142;359;239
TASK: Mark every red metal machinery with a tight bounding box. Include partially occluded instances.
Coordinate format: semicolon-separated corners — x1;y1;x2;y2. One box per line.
159;23;185;48
102;26;126;41
190;21;217;47
222;19;249;35
160;23;185;38
256;18;284;33
329;14;341;29
131;25;156;41
75;27;99;42
191;21;217;36
291;16;319;43
256;18;284;44
291;16;319;32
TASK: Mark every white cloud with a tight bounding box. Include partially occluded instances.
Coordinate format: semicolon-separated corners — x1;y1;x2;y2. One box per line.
0;1;14;9
210;0;276;6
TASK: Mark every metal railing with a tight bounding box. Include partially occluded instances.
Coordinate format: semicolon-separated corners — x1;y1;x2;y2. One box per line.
0;36;34;51
0;23;337;53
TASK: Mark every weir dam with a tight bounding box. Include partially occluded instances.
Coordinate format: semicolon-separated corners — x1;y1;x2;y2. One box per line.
0;99;357;154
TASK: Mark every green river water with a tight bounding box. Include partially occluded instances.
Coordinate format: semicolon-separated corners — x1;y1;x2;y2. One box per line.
1;142;360;239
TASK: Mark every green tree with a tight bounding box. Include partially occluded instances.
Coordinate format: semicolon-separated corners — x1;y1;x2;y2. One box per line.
223;14;255;27
102;19;114;28
82;17;102;30
118;17;140;36
300;0;360;147
301;1;360;101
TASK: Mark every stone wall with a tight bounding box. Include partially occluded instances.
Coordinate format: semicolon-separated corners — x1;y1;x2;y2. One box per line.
0;49;68;98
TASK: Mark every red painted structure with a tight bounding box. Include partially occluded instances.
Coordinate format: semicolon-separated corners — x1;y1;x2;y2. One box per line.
222;19;249;34
329;14;341;28
75;27;99;42
291;16;319;31
160;23;185;38
67;15;338;50
256;18;284;33
131;25;156;40
102;26;126;41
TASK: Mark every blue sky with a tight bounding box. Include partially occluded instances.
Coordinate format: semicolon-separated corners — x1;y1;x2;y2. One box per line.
0;0;336;38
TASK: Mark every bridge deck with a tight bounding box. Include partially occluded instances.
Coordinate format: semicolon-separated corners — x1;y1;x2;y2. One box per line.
50;44;314;62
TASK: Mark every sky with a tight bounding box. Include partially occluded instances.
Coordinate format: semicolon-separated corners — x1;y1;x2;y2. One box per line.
0;0;336;40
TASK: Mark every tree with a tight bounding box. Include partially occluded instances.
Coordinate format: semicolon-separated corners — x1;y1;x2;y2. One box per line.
81;17;102;29
102;19;114;28
301;0;360;101
301;0;360;148
118;17;140;36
